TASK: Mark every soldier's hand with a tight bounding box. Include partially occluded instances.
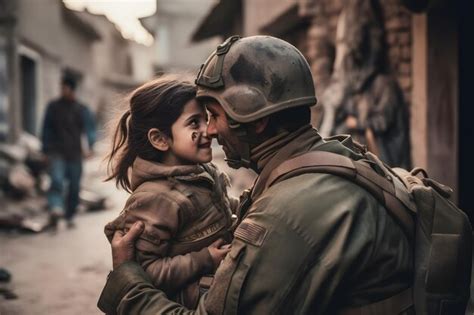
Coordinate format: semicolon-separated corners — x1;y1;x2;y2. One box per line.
111;221;144;269
208;238;231;270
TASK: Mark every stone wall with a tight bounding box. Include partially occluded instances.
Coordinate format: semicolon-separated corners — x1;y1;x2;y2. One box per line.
382;0;412;104
244;0;297;36
304;0;413;106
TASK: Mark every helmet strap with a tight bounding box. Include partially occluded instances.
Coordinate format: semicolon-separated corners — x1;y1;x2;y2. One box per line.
225;116;257;170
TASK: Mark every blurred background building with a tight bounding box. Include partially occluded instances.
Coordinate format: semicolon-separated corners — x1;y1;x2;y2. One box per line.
140;0;220;74
192;0;473;216
0;0;222;139
0;0;157;142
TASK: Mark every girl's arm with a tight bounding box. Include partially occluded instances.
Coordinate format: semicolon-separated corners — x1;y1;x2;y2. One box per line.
105;191;215;294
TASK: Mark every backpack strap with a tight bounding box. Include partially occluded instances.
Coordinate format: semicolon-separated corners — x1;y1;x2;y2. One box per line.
339;287;414;315
266;151;415;241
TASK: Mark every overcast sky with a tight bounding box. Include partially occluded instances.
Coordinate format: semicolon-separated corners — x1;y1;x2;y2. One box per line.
63;0;156;46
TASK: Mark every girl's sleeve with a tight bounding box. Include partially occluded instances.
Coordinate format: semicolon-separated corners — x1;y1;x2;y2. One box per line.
104;191;214;294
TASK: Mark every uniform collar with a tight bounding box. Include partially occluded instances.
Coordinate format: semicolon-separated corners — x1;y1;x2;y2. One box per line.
249;126;322;199
250;125;320;173
249;127;365;200
130;157;214;191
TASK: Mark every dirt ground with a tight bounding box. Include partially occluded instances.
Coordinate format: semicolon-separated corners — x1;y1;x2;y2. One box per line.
0;142;128;315
0;208;123;315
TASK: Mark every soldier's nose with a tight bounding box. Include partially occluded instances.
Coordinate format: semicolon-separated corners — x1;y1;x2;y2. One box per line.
206;123;217;138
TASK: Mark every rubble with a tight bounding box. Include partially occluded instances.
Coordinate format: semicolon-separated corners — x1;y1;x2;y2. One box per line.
79;189;109;212
0;268;18;300
7;164;36;198
0;133;109;233
0;268;12;283
0;195;49;233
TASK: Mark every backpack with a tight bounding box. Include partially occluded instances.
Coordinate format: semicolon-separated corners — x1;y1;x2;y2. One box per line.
266;148;472;315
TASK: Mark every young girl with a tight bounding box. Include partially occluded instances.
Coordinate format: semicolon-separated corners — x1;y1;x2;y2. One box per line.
104;75;238;309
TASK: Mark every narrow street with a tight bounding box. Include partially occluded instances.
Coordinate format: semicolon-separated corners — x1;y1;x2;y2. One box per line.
0;142;128;315
0;208;123;315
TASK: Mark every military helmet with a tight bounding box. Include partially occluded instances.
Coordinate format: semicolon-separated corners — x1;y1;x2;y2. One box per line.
195;35;317;123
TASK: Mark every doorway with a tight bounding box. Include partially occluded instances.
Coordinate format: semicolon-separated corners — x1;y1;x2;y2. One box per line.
20;55;37;135
458;0;473;221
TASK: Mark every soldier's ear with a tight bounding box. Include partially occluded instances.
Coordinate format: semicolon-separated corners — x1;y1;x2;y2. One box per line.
253;117;269;134
148;128;170;152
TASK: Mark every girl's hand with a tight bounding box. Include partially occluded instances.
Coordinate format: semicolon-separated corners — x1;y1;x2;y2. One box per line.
207;238;231;269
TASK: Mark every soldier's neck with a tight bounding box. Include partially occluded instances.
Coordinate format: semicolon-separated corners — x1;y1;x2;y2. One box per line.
250;125;314;173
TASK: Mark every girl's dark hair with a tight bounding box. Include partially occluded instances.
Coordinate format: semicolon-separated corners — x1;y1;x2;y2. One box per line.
106;74;196;192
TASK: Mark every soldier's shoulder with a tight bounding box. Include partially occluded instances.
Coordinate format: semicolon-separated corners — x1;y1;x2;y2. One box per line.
265;172;379;213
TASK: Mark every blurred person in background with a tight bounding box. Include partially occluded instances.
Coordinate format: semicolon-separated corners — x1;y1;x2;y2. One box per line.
41;75;96;229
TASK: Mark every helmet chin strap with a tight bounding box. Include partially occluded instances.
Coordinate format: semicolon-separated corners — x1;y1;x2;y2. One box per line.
225;116;257;170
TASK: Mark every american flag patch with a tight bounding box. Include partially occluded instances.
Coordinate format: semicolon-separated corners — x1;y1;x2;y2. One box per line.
234;219;267;246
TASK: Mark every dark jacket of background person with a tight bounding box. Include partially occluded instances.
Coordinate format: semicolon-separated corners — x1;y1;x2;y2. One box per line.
41;97;96;160
104;157;238;309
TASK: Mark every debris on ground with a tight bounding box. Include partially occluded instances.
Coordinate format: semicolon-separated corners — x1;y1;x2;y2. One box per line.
0;268;11;283
0;134;110;233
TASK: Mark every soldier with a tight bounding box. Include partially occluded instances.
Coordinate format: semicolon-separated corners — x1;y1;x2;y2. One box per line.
98;36;413;314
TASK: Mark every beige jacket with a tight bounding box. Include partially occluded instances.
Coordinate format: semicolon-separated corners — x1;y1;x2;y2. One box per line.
104;157;237;308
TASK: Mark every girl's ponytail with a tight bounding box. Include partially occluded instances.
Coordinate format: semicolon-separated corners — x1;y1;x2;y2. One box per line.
105;74;196;192
106;110;136;192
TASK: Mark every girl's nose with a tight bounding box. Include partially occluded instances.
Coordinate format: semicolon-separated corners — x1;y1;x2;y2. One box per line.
200;123;209;138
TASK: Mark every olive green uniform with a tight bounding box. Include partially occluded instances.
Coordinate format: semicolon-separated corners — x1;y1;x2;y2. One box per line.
98;126;413;314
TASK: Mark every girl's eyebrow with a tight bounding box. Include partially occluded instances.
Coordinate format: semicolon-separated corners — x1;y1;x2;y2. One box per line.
184;113;203;123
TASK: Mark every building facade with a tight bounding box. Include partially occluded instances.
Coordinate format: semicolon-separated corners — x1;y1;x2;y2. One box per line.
0;0;155;143
192;0;473;213
140;0;220;73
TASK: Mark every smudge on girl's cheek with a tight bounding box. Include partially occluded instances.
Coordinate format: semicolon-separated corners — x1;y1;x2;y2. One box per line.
192;132;198;142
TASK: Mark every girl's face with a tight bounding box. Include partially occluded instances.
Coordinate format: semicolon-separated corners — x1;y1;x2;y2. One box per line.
165;99;212;165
